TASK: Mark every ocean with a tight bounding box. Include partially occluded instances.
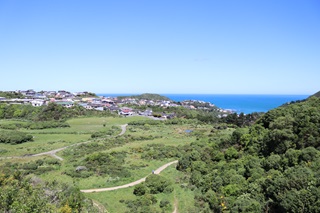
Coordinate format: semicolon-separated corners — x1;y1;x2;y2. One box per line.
97;94;309;114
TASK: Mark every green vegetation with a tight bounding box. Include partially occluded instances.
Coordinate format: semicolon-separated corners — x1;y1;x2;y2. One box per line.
124;174;174;212
0;120;70;130
1;94;319;212
311;90;320;98
118;93;172;101
0;102;116;121
0;130;33;144
0;91;24;99
0;170;96;212
175;96;320;212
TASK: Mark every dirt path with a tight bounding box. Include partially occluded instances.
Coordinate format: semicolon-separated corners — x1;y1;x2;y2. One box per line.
1;124;128;161
92;200;108;213
81;160;178;193
118;124;128;136
173;197;178;213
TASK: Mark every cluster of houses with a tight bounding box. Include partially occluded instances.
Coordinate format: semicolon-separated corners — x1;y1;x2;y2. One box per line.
0;90;120;112
0;90;178;118
0;89;232;118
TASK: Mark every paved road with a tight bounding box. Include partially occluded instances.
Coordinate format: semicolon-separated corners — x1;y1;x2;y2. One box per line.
80;160;178;193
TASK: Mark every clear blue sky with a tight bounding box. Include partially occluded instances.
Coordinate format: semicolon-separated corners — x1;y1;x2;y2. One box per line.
0;0;319;94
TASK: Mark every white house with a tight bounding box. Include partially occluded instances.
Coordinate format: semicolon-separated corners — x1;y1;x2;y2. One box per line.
31;99;45;107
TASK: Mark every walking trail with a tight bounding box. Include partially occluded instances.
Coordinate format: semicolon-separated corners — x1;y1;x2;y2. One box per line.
0;124;128;161
1;123;179;212
80;160;178;193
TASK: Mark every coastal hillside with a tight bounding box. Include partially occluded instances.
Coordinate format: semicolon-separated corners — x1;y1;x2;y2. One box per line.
118;93;172;101
1;91;319;212
311;90;320;98
177;95;320;212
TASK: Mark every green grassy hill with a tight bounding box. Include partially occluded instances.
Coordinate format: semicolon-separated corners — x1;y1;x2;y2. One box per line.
118;93;172;101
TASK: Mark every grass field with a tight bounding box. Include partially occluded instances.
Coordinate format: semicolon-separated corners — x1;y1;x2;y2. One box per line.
0;115;234;212
84;161;196;213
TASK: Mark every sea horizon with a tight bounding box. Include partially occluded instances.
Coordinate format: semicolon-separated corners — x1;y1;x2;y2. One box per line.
97;93;309;114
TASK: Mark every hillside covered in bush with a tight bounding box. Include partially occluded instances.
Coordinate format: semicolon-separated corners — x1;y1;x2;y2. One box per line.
176;96;320;212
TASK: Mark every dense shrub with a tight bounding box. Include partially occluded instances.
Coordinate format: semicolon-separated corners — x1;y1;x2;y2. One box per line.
0;169;96;212
175;96;320;212
91;125;121;138
65;151;132;178
145;174;173;194
0;130;33;144
128;120;162;126
0;121;70;130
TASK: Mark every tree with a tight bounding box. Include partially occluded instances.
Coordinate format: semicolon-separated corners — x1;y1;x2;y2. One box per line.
133;184;147;196
145;174;173;194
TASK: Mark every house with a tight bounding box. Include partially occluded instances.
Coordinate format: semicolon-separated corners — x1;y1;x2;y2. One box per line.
78;103;93;110
102;99;115;104
119;107;134;116
140;108;153;116
55;101;74;108
43;91;57;97
31;99;45;107
34;93;47;99
94;107;104;111
108;105;119;112
20;89;36;97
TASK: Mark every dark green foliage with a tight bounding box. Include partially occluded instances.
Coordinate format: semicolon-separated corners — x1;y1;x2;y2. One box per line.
124;194;159;213
16;158;61;175
133;184;148;196
0;169;96;212
159;198;171;209
125;174;174;212
80;151;131;178
0;104;36;119
119;93;172;101
258;97;320;154
139;144;181;160
0;102;117;121
310;90;320;98
91;125;121;138
145;174;173;194
0;91;24;99
0;121;70;130
221;112;263;127
37;102;72;121
128;120;163;126
176;95;320;212
0;130;33;144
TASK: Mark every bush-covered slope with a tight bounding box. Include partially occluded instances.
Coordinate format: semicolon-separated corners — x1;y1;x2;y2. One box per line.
118;93;172;101
311;91;320;98
177;96;320;212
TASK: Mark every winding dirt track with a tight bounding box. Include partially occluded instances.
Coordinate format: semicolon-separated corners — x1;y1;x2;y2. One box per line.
0;124;128;161
80;160;178;193
1;123;179;212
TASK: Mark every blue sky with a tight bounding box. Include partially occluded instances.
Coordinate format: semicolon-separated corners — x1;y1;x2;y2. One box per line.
0;0;319;94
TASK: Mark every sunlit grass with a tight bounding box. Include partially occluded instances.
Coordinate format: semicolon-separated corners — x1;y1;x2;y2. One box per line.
0;116;229;213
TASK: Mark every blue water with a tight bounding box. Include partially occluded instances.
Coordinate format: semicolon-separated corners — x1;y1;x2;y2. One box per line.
97;93;309;114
